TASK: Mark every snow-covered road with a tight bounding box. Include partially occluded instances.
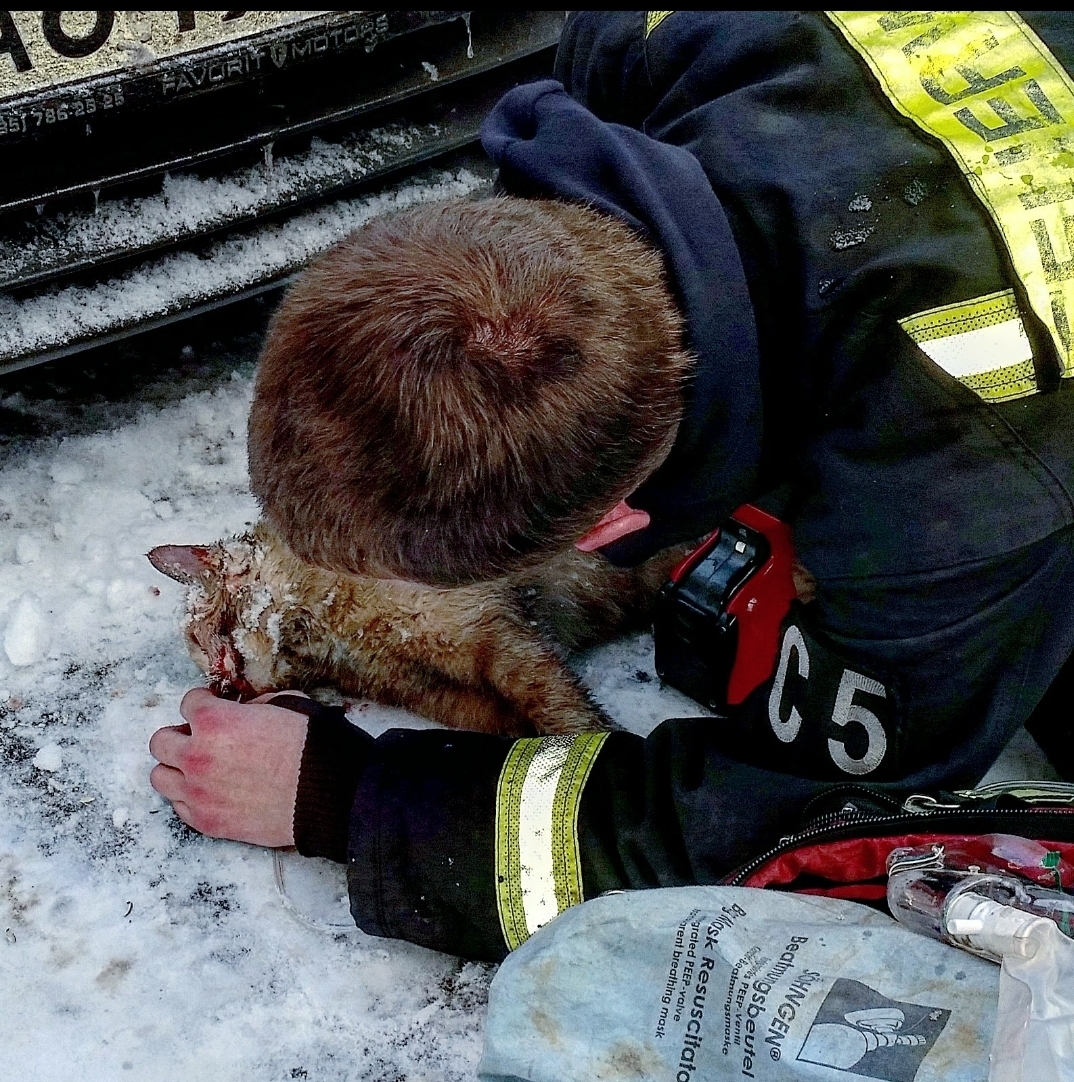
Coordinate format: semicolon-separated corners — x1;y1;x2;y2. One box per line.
0;280;712;1079
0;212;1055;1079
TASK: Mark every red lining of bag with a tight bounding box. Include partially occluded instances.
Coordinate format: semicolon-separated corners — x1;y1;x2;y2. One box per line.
742;834;1074;890
796;884;889;901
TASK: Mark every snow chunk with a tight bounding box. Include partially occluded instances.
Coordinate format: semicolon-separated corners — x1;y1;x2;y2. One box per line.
904;177;928;206
112;807;129;829
49;462;85;485
107;579;137;611
32;743;62;772
830;224;875;250
4;595;51;666
15;536;41;564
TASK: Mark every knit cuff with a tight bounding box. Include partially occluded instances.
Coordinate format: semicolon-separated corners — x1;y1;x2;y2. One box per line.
281;697;374;863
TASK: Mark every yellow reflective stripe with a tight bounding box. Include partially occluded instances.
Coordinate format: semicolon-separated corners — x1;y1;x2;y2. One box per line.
550;733;607;915
899;288;1021;342
900;288;1038;401
827;11;1074;378
646;11;674;39
495;738;539;952
960;359;1037;401
494;733;609;952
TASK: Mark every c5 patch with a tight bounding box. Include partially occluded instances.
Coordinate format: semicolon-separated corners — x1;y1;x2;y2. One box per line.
828;11;1074;385
899;288;1036;401
762;611;902;779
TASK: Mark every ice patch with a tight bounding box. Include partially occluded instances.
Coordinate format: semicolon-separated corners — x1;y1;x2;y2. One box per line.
848;193;873;211
4;595;50;666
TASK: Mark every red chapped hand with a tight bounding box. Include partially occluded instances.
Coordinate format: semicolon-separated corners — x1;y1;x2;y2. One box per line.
149;688;310;847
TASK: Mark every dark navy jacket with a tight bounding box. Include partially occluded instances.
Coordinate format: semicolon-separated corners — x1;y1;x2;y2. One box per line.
293;12;1074;960
485;12;1074;789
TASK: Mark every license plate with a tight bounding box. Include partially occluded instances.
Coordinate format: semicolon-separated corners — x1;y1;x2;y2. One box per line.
0;11;325;105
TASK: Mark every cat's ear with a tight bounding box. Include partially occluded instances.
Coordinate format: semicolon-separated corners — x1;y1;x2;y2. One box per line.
147;544;217;585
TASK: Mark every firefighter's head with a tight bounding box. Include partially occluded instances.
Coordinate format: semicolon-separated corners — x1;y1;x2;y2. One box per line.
248;196;688;585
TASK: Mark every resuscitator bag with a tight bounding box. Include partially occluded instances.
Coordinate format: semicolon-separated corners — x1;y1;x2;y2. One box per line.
479;886;998;1082
945;895;1074;1082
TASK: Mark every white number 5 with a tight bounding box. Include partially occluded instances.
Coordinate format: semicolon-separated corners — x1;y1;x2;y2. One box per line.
828;669;887;775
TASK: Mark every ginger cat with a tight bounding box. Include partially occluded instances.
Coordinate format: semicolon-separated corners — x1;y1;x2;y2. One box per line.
149;522;684;736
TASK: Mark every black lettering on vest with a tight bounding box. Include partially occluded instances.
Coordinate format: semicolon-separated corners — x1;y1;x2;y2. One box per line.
955;79;1064;142
903;25;949;59
878;12;935;33
920;63;1025;106
0;10;32;72
1032;216;1074;284
1052;292;1072;351
41;10;114;59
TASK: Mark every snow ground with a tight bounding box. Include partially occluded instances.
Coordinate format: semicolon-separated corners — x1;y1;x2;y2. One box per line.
0;299;1055;1078
0;313;711;1081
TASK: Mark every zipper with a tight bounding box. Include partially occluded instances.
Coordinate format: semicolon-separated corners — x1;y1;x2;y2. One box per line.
901;794;963;813
725;805;1074;887
798;779;1074;823
797;784;907;822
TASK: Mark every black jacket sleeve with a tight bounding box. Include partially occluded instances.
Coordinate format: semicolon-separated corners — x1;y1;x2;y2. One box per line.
339;723;856;962
288;699;374;863
346;729;512;960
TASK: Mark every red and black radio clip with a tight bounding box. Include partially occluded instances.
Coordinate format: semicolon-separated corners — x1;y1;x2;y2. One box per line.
654;505;797;712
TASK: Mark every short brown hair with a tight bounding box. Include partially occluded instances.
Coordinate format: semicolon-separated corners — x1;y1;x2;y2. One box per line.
248;196;689;584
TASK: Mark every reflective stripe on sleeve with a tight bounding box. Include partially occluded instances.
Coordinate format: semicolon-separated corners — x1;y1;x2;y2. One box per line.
494;732;609;952
899;288;1037;401
827;11;1074;382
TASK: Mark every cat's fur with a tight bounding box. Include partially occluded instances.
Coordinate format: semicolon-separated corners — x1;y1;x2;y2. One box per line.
149;522;685;736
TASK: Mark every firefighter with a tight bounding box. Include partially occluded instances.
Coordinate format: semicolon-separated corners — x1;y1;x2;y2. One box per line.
149;12;1074;960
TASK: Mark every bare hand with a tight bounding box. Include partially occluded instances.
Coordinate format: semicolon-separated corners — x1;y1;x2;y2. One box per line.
149;688;309;846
